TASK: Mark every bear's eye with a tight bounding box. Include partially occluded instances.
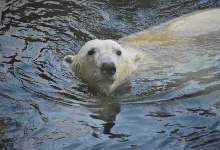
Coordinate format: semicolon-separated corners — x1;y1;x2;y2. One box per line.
88;49;95;55
116;50;122;56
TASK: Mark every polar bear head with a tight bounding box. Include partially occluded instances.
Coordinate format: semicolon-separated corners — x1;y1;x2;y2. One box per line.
64;39;142;94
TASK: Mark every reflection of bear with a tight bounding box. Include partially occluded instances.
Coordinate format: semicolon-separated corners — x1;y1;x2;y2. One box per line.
64;40;143;94
64;8;220;94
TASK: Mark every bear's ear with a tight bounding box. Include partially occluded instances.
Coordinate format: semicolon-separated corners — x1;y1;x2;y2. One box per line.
134;53;143;65
63;55;75;64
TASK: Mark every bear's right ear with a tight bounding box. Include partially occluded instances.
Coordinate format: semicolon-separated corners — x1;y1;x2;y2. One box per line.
63;55;75;64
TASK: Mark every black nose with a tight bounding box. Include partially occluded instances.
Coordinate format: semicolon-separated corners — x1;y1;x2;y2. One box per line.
100;62;116;75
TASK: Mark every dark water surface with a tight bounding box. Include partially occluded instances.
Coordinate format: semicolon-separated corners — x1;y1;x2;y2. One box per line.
1;0;220;149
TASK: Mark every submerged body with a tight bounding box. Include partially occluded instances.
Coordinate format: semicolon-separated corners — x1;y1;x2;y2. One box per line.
64;8;220;94
120;8;220;46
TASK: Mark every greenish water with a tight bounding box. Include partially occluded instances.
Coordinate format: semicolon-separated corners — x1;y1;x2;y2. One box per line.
0;0;220;149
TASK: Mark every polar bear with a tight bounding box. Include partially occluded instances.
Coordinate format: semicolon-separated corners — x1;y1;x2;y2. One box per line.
120;8;220;46
64;39;143;94
64;8;220;94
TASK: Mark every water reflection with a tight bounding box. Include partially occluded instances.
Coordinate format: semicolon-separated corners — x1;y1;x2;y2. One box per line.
1;0;220;149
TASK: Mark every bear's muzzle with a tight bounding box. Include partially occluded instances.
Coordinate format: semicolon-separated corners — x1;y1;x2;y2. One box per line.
100;62;116;75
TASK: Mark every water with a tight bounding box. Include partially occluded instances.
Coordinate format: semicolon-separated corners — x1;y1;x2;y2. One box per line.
0;0;220;149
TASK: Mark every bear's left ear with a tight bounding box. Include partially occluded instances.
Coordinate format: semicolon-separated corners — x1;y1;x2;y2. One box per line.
134;53;143;65
63;55;75;64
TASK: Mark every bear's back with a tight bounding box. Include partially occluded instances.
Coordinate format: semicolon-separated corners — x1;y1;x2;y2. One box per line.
120;8;220;46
